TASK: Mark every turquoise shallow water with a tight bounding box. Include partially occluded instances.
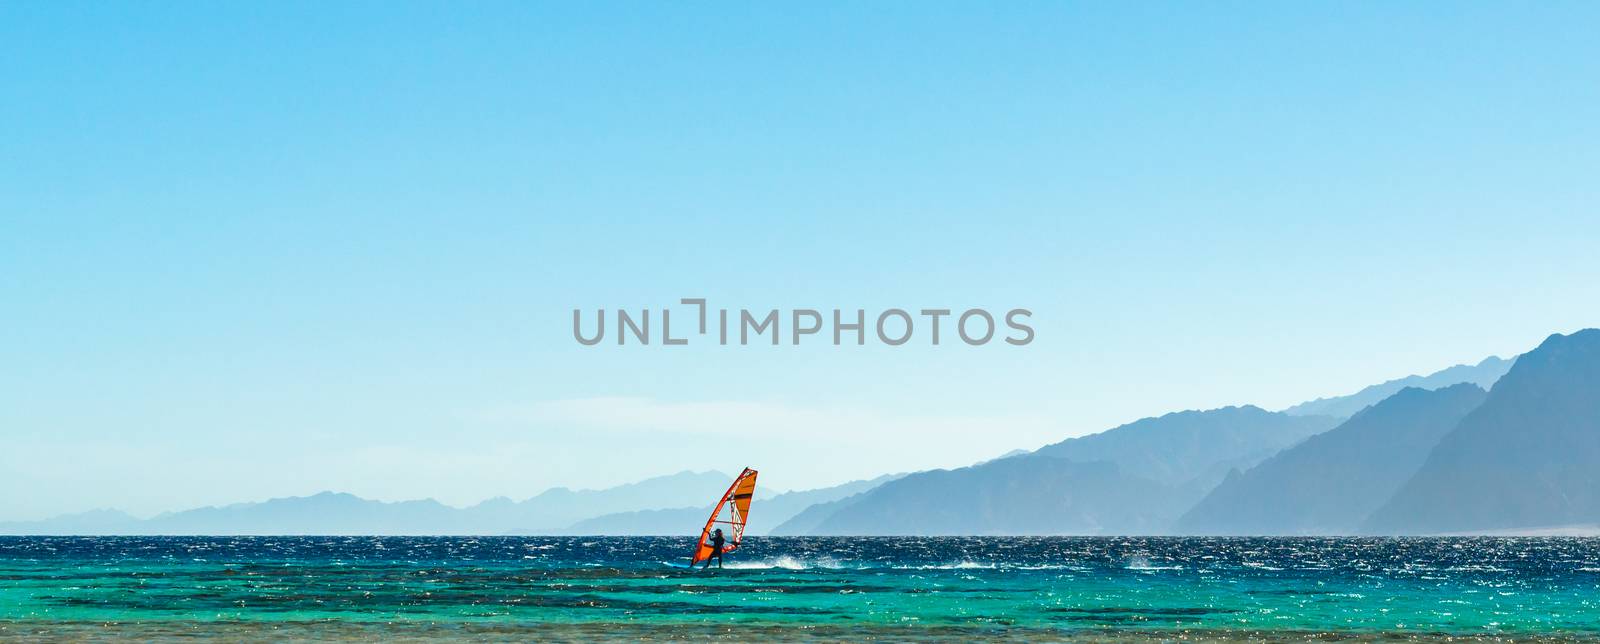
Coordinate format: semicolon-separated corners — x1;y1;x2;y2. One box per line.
2;536;1599;640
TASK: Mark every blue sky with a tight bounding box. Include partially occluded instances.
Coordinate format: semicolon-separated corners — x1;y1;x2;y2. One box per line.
3;2;1599;519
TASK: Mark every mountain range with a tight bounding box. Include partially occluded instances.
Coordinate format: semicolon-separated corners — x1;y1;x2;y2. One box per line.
785;407;1339;535
770;334;1581;536
1363;330;1600;534
1177;383;1488;534
10;329;1600;536
557;474;904;536
0;471;873;536
1281;356;1512;419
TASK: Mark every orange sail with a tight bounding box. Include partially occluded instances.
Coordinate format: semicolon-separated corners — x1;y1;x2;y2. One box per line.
690;467;758;566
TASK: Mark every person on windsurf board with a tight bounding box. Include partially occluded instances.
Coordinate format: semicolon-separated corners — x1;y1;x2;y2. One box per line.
690;468;757;569
702;529;726;569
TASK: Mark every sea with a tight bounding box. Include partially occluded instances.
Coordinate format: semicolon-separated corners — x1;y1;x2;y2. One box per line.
2;536;1598;641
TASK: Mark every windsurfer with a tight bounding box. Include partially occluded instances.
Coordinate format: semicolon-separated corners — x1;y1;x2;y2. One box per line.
690;467;756;569
702;529;726;569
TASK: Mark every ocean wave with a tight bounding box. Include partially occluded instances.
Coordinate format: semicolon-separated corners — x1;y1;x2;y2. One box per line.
1125;555;1182;571
891;561;998;570
722;555;853;570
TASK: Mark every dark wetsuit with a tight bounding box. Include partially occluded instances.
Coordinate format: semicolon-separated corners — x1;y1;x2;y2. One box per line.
703;532;726;568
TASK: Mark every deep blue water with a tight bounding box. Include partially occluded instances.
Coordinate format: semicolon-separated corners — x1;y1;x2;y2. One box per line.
3;536;1599;640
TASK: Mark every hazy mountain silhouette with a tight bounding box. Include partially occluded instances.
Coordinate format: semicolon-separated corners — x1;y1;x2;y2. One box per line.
1034;406;1339;490
769;491;875;535
558;474;903;536
1364;330;1600;534
1177;384;1487;535
0;471;734;535
1282;356;1512;419
804;456;1182;535
464;470;734;532
143;493;461;535
788;406;1337;535
0;509;142;535
9;333;1593;538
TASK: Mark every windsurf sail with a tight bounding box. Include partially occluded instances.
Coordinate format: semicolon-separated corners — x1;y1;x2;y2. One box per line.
690;467;758;566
